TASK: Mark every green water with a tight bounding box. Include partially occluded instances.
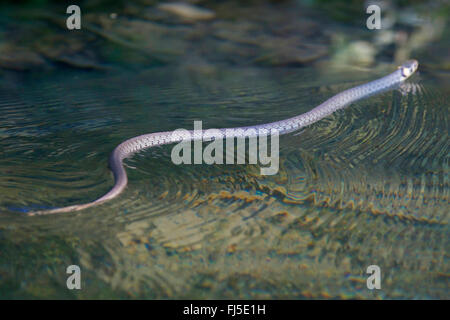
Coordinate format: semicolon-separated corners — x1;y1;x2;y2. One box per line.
0;0;449;300
0;64;448;299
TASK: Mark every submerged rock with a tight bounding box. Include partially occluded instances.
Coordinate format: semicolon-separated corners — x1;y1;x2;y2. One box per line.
157;2;216;21
333;41;376;67
0;44;46;71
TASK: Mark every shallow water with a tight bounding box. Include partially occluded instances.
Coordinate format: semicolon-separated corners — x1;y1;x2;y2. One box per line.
0;63;448;299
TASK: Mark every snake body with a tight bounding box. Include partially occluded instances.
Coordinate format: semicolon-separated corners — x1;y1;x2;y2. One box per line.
29;60;418;216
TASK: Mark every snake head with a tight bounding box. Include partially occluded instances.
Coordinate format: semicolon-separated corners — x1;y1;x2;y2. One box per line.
399;59;419;80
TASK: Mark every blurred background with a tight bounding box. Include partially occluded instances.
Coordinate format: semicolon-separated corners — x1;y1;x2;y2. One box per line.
0;0;448;74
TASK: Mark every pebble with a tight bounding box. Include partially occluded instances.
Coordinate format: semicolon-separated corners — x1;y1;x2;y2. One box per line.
157;2;215;21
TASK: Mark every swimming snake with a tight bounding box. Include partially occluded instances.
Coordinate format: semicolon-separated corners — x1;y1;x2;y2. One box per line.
28;60;419;216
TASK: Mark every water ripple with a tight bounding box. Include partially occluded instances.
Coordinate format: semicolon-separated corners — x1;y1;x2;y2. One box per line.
0;67;448;298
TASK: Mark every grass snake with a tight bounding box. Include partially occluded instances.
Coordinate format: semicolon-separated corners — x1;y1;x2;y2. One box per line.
28;60;419;216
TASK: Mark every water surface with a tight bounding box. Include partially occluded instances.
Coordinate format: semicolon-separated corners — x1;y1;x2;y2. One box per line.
0;64;448;299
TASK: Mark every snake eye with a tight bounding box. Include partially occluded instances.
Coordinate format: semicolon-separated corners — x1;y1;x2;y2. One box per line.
401;67;412;77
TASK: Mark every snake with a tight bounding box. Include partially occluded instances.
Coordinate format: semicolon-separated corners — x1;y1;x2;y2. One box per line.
28;60;418;216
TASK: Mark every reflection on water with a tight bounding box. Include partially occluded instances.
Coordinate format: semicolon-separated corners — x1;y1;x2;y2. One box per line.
0;64;448;299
